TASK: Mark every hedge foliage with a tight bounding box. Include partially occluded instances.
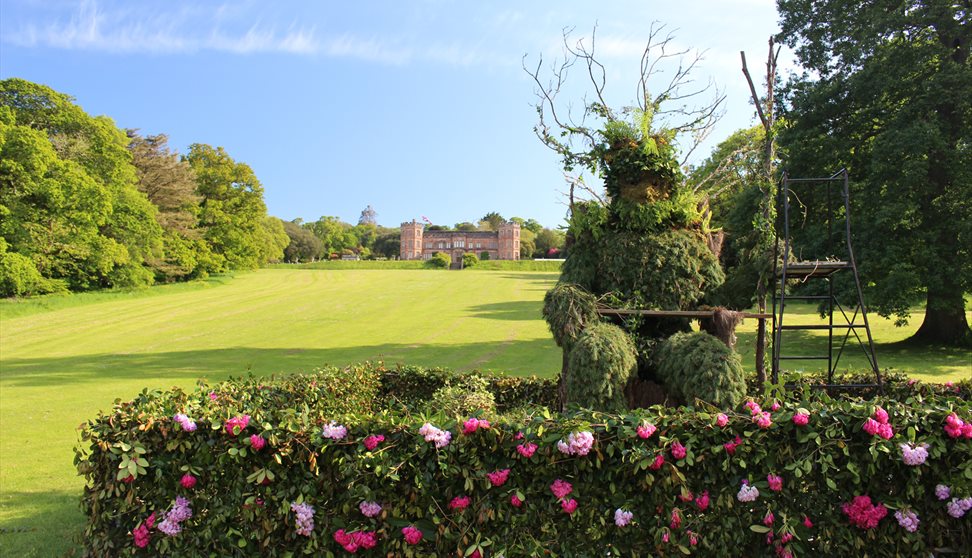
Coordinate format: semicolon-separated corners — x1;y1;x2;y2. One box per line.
77;363;972;557
566;322;637;411
655;331;747;409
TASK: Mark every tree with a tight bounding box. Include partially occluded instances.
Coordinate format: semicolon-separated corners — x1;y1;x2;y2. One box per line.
358;205;377;226
777;0;972;346
454;222;479;232
519;228;537;259
534;228;565;257
304;216;358;256
372;229;401;259
480;212;505;231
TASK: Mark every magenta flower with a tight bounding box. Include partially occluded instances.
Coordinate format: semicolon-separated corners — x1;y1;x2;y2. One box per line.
650;454;665;470
510;494;524;508
402;526;423;545
550;479;573;500
671;441;687;460
770;401;781;411
561;498;578;514
841;495;887;530
132;512;155;549
449;495;471;511
767;473;783;492
803;515;813;528
715;413;728;428
208;392;218;401
180;473;197;490
724;435;742;455
333;529;377;553
249;434;266;451
862;417;881;436
944;413;966;438
755;411;773;429
763;511;775;526
462;417;490;435
670;508;682;529
486;469;510;487
874;406;889;424
637;423;657;438
695;491;710;511
362;434;385;451
792;412;810;426
516;442;538;458
224;415;250;435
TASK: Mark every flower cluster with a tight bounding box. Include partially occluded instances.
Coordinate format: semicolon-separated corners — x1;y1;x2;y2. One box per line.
516;442;538;458
561;498;578;514
637;423;657;438
158;497;192;536
936;484;951;500
947;497;972;518
557;431;594;456
462;417;491;435
172;413;197;432
894;509;919;532
550;479;573;500
486;468;511;487
132;512;155;549
614;508;633;527
224;415;250;436
862;406;894;439
841;495;887;530
333;529;377;553
418;423;452;448
737;481;759;502
715;413;729;428
291;502;315;537
649;454;665;470
900;442;928;466
180;473;197;489
321;421;348;440
724;435;743;455
695;491;710;511
944;413;972;439
402;526;423;545
670;441;687;460
510;494;524;508
792;411;810;426
359;501;382;518
449;496;471;511
250;434;266;451
767;474;783;492
363;434;385;451
745;400;773;429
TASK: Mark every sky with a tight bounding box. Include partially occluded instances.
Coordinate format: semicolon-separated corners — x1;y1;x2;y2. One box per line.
0;0;794;229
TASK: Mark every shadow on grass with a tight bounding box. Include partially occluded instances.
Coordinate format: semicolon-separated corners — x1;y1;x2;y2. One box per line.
0;339;562;389
0;490;81;557
466;301;544;321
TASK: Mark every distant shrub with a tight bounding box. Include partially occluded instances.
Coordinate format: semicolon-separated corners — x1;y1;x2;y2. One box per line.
655;331;746;408
461;253;479;268
567;322;637;411
479;251;490;260
542;283;599;348
425;252;451;268
430;375;496;418
0;248;65;297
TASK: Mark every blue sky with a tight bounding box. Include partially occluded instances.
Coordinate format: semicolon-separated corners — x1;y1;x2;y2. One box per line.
0;0;791;229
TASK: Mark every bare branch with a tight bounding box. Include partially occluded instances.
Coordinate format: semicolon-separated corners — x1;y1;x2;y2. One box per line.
740;51;769;128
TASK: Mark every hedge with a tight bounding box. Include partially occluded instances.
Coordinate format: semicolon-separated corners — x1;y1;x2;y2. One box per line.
76;365;972;557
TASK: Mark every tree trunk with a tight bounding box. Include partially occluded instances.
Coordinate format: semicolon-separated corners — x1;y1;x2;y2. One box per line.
910;288;972;347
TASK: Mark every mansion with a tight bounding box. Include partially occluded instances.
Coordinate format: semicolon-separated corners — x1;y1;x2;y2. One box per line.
400;220;520;261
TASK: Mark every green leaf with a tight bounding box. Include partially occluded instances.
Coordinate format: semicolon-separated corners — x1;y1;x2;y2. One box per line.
749;525;771;533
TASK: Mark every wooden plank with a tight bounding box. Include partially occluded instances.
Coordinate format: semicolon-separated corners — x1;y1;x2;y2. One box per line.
596;309;772;319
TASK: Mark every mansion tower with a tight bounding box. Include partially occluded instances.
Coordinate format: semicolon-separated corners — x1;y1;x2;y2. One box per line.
400;220;520;261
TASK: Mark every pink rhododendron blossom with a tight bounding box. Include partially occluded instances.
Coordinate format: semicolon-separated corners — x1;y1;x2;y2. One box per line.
767;474;783;492
671;441;687;460
874;406;889;424
792;412;810;426
781;532;793;544
402;526;423;545
650;454;665;470
359;501;382;518
900;442;929;466
841;495;887;529
689;532;698;546
469;551;482;558
550;479;573;500
516;442;538;458
877;423;895;439
863;418;881;436
763;511;775;526
670;508;682;529
770;401;781;412
173;413;197;432
362;434;384;451
486;469;510;487
695;491;710;511
249;434;266;451
224;415;250;435
208;392;218;401
333;529;377;553
561;498;578;514
556;440;570;454
944;413;968;439
637;423;658;438
159;497;193;536
964;424;972;439
122;474;135;484
678;490;694;503
724;435;743;455
514;431;524;440
614;508;633;527
662;532;670;543
463;417;487;435
803;515;813;528
936;485;951;500
180;473;197;490
132;513;155;549
947;497;972;518
321;421;347;440
558;431;595;456
895;509;919;532
510;494;523;508
715;413;729;428
418;423;451;448
449;496;471;511
755;412;773;429
745;400;760;412
737;481;760;502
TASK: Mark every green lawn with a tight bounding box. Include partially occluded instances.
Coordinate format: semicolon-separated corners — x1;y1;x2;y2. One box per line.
0;268;968;555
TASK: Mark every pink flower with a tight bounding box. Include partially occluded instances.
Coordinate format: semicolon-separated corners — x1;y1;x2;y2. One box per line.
561;498;578;514
678;490;695;503
670;508;682;529
462;417;490;435
877;423;894;440
333;529;377;553
449;496;471;511
767;474;783;492
510;494;524;508
695;491;710;511
874;406;889;424
803;515;813;528
662;532;670;543
637;423;657;438
841;495;887;530
936;484;951;500
208;392;218;401
715;414;729;428
649;454;665;470
359;501;382;518
745;400;760;412
963;423;972;439
514;431;524;440
122;474;135;484
900;442;929;466
402;526;423;545
486;469;511;487
770;401;781;412
180;473;197;490
224;415;250;435
291;502;314;537
516;443;538;458
321;421;347;440
363;434;384;451
755;411;773;429
614;508;633;527
559;431;595;456
792;412;810;426
671;441;687;460
781;532;793;544
689;532;698;546
550;479;573;500
133;523;150;548
862;417;880;436
763;511;775;526
894;509;919;533
249;434;266;451
724;435;743;455
737;481;759;502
